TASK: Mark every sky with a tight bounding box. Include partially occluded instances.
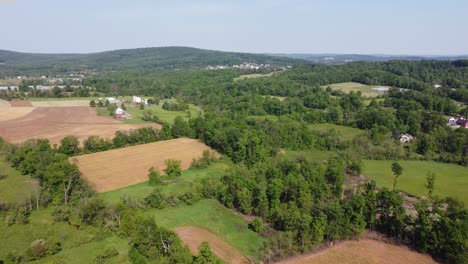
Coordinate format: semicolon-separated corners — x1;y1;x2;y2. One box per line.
1;0;467;55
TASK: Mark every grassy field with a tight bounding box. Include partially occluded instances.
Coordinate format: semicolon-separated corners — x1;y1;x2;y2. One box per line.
147;199;265;257
308;123;365;141
234;71;279;81
99;162;229;204
0;208;129;263
124;99;201;125
284;150;334;162
322;82;384;97
0;159;37;204
246;115;280;122
363;160;468;204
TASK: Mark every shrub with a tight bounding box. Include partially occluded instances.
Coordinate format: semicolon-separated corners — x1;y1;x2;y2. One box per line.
148;167;162;186
164;159;182;177
190;150;217;169
249;217;264;233
95;246;119;264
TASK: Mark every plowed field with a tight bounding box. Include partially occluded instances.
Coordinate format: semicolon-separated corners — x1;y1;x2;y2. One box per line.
71;138;215;192
276;239;437;264
0;106;160;145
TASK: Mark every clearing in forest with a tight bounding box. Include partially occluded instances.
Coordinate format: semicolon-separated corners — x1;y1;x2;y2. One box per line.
322;82;384;97
276;239;437;264
71;138;215;192
363;160;468;204
175;226;250;264
234;71;279;81
148;199;265;259
308;123;365;141
0;106;160;145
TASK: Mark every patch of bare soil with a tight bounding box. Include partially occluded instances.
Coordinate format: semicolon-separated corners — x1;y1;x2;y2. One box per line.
175;226;250;264
275;238;437;264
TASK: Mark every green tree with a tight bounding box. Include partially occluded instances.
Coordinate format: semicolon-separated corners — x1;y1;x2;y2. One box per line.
89;100;96;107
391;162;403;190
249;217;264;233
164;159;182;177
192;242;223;264
425;172;436;199
58;136;81;156
148;167;162;186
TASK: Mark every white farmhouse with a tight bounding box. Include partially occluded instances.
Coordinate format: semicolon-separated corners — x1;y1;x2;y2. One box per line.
132;95;142;104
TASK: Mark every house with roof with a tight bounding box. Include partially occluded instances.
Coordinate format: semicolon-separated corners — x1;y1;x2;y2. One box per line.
448;116;468;128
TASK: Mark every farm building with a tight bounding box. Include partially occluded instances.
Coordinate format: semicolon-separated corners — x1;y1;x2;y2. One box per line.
132;95;148;105
106;97;120;104
115;107;128;120
400;134;415;143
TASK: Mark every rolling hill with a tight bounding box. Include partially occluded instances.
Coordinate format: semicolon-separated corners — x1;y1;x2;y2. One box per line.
0;47;302;75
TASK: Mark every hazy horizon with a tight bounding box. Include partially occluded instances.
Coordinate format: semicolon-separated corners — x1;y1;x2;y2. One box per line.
1;0;467;55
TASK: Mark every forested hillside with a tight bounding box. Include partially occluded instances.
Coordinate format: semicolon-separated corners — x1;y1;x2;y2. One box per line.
0;47;301;75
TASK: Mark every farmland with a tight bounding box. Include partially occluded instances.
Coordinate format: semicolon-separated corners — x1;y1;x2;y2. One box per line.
148;199;265;259
99;162;228;204
72;138;215;192
276;239;437;264
363;160;468;204
123;99;201;125
0;106;160;145
322;82;385;97
175;226;249;264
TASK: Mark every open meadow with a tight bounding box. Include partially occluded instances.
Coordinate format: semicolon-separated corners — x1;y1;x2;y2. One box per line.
363;160;468;204
0;106;160;145
0;159;38;204
308;123;365;141
322;82;386;97
71;138;215;192
123;99;201;125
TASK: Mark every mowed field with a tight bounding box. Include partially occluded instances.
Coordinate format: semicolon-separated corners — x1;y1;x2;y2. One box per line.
276;239;437;264
363;160;468;204
0;106;160;145
322;82;384;97
71;138;215;192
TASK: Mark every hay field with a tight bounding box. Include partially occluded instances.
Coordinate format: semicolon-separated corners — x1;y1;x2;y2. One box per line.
0;107;34;121
71;138;214;192
0;106;160;145
31;100;91;107
276;239;436;264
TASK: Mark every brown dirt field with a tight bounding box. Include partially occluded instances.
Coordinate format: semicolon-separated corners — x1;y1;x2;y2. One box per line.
0;107;35;121
9;101;33;107
175;226;250;264
71;138;214;192
0;99;10;107
31;100;91;107
276;239;437;264
0;106;160;145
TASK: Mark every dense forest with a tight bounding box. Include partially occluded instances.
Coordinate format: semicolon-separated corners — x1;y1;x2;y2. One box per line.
1;59;467;263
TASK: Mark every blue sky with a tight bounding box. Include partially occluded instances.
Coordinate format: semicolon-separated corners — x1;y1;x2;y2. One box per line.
1;0;467;54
